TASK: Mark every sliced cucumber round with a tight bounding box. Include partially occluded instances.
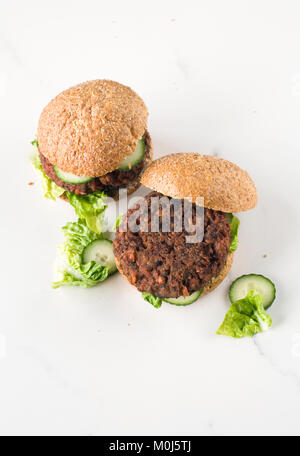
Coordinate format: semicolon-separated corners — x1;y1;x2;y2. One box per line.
164;290;203;306
54;166;93;184
118;139;145;171
229;274;276;310
82;239;117;273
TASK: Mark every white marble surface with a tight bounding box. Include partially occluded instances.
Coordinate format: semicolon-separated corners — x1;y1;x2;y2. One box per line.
1;0;300;436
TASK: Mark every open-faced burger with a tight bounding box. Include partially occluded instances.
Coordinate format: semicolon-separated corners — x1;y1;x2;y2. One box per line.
113;153;257;307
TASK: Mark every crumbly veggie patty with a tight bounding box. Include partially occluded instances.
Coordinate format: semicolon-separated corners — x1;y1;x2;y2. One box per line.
113;192;231;298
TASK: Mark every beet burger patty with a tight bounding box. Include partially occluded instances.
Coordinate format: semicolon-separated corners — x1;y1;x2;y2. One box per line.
113;153;258;306
114;192;231;298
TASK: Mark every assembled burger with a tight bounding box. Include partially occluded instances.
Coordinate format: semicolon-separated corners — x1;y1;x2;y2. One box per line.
31;79;153;232
113;153;257;307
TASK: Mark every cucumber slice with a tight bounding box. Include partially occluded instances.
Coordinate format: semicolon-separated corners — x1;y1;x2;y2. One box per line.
82;239;117;273
229;274;276;310
118;139;145;171
164;290;203;306
54;166;93;184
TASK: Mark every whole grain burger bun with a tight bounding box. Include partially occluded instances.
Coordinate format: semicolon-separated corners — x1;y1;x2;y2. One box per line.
37;80;148;177
115;253;234;301
141;153;257;213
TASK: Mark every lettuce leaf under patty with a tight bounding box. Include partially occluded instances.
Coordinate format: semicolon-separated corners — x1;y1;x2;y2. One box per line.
142;292;163;309
216;290;272;338
52;218;111;288
226;213;240;253
30;140;65;200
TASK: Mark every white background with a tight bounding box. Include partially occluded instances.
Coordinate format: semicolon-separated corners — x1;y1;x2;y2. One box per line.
1;0;300;436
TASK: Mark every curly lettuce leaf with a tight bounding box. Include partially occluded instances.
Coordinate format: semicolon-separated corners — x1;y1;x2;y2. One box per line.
52;218;110;288
142;292;162;309
30;140;65;200
66;191;107;234
216;290;272;338
226;213;240;253
52;269;106;289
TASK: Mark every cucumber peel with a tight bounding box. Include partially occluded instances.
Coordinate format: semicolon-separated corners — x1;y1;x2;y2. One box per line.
82;239;117;274
54;166;93;184
163;290;203;306
229;274;276;310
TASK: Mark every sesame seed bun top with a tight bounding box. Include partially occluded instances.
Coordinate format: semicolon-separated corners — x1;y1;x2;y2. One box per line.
37;80;148;177
141;153;257;213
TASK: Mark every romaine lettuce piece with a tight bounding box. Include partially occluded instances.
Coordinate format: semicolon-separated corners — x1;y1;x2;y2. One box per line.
216;290;272;338
226;213;240;253
113;214;123;231
52;218;111;288
66;191;107;234
142;292;162;309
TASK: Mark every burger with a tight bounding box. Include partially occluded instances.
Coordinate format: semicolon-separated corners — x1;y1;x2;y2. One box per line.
113;153;257;307
31;79;153;232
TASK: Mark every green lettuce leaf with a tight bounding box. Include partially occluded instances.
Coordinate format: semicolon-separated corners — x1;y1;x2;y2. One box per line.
142;292;163;309
52;269;107;288
226;213;240;253
66;191;107;234
30;140;65;200
113;214;123;231
216;290;272;338
52;218;110;288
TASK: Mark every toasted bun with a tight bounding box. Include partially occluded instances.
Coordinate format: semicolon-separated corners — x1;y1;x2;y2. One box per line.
141;153;257;212
59;140;153;202
115;253;234;302
37;80;148;177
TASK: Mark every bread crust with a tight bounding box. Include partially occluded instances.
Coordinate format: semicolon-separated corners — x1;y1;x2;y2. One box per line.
141;153;257;212
115;252;233;302
37;80;148;177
